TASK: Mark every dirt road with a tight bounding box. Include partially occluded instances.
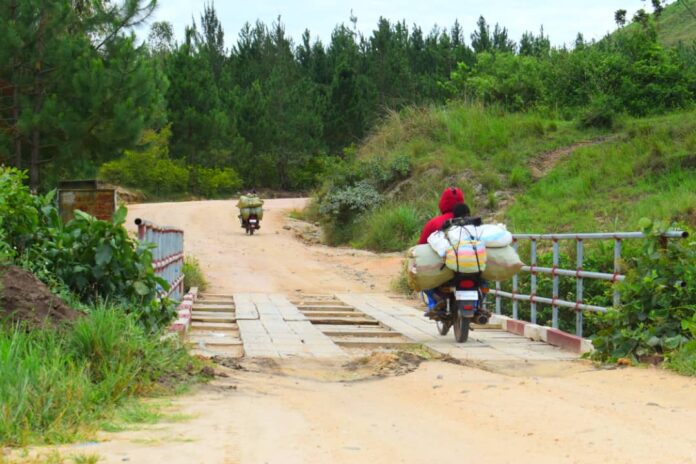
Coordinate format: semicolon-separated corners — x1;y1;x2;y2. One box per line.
126;198;401;294
34;199;696;463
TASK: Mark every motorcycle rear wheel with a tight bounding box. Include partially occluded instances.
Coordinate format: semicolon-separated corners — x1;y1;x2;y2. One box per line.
453;311;470;343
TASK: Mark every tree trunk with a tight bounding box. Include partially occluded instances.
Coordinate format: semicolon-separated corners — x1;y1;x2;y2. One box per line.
30;129;39;191
13;84;21;169
29;9;46;192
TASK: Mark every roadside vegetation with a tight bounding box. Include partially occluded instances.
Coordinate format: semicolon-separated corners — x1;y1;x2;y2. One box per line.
0;168;206;446
183;256;208;292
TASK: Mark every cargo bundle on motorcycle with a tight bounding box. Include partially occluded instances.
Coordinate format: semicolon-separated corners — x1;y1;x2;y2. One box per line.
237;194;264;235
407;221;523;291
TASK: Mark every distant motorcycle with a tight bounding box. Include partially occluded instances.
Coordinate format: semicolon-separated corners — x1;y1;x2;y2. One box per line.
241;213;260;235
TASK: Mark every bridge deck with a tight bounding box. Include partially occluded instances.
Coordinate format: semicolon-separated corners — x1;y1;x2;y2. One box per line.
234;293;346;358
336;294;579;362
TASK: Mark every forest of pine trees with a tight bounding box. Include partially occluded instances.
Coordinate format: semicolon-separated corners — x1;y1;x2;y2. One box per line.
1;1;694;194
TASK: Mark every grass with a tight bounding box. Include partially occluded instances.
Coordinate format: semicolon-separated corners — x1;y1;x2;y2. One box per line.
0;307;203;447
313;102;695;253
668;339;696;376
183;256;208;292
506;110;696;231
656;0;696;47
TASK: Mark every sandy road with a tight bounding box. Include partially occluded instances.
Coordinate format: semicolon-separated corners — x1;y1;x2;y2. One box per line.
28;199;696;463
126;198;401;294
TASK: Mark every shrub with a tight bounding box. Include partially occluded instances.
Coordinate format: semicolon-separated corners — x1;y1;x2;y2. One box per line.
318;180;381;223
183;256;208;292
590;219;695;362
189;166;242;198
668;339;696;376
356;205;422;252
29;206;173;331
0;168;42;257
99;128;189;197
578;95;618;129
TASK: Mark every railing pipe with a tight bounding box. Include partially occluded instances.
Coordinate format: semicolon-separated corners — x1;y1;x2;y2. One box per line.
552;240;559;329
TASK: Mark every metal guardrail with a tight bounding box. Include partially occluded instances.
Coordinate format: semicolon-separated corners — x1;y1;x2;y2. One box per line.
492;230;688;337
135;218;184;301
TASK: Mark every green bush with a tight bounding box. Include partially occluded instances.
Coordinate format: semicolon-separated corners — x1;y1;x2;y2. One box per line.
183;256;208;292
189;166;242;198
0;168;43;257
589;220;695;362
30;206;173;331
668;339;696;376
0;167;173;331
0;306;196;446
355;205;422;252
318;180;381;223
99;127;189;197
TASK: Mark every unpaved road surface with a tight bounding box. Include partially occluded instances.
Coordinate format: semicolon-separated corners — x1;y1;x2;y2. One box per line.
126;199;401;294
21;199;696;463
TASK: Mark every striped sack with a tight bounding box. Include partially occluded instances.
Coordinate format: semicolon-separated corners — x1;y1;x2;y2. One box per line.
444;240;487;273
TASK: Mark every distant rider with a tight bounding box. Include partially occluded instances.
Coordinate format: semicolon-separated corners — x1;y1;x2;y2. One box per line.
417;187;465;245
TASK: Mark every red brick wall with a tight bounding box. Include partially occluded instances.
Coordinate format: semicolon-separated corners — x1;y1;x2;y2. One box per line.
59;189;117;223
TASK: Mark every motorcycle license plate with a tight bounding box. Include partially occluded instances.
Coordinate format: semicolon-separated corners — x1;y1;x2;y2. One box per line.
249;219;258;223
455;290;478;301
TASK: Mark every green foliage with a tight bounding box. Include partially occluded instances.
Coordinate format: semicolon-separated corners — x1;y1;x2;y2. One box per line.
355;205;424;252
318;181;382;223
668;339;696;376
507;110;696;231
0;167;174;331
189;166;242;198
183;256;208;292
0;168;41;257
590;220;695;362
0;0;166;190
0;306;198;446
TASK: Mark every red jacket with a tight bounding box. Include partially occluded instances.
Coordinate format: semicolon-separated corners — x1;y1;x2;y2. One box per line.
417;187;465;244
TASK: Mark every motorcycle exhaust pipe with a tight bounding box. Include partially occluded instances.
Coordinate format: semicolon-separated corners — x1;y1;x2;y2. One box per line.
475;314;489;325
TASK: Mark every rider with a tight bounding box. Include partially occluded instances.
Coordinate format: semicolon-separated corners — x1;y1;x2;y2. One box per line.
422;201;471;317
418;187;465;245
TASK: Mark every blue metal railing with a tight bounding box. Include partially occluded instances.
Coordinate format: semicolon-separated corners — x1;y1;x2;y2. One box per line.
135;218;185;301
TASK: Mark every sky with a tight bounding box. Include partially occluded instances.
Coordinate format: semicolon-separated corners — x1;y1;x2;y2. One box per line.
140;0;651;49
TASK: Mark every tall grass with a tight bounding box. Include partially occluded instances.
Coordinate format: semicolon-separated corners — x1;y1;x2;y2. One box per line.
0;306;196;446
354;205;424;252
183;256;208;292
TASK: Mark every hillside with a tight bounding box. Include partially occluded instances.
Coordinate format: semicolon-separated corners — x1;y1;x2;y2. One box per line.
656;0;696;46
311;104;696;250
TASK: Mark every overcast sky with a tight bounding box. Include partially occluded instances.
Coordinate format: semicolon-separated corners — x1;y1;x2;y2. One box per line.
141;0;652;49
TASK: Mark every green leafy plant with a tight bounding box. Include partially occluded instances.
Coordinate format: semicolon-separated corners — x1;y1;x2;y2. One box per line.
589;219;695;362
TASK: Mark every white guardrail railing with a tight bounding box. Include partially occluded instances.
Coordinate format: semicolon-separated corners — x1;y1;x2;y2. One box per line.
135;218;184;301
492;230;688;337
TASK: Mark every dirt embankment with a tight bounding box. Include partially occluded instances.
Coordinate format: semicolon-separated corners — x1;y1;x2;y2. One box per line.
0;265;80;326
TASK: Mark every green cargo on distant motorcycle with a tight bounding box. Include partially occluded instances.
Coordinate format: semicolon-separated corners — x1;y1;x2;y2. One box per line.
237;195;264;209
239;206;264;220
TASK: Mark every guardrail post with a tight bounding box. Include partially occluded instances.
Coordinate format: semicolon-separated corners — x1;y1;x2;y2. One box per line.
512;240;519;320
552;239;559;329
495;281;501;315
613;238;622;307
530;239;537;324
576;239;584;337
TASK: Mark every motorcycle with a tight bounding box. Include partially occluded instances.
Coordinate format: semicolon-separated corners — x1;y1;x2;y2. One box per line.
240;213;260;235
429;275;490;342
426;215;490;343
